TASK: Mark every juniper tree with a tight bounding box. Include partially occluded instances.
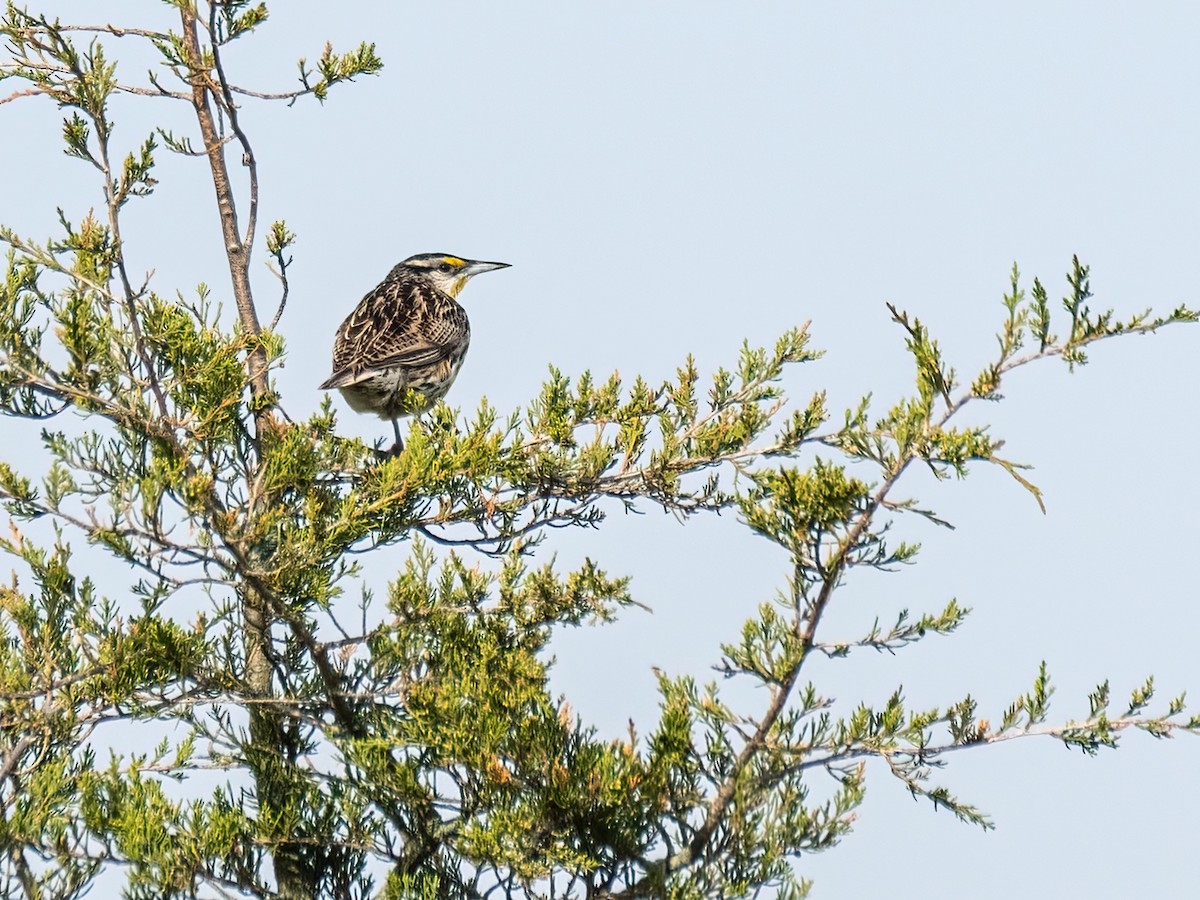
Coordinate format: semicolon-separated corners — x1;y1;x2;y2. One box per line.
0;4;1196;899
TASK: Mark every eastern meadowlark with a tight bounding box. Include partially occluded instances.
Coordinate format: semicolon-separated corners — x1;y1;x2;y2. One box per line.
319;253;510;450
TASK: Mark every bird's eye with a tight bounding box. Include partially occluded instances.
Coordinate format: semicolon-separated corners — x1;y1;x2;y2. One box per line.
438;263;453;273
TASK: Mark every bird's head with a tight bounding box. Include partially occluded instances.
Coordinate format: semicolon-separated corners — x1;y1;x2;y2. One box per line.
398;253;510;298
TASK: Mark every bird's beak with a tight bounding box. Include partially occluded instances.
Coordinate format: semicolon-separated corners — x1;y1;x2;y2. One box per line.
464;259;511;277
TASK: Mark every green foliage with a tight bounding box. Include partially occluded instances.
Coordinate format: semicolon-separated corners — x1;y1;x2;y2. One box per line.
0;3;1196;899
298;40;383;103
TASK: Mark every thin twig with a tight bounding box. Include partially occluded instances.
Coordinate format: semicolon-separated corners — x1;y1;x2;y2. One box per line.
0;86;42;105
266;258;289;331
93;102;172;421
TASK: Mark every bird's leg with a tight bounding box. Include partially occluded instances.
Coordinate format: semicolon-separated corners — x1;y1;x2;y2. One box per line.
390;417;404;455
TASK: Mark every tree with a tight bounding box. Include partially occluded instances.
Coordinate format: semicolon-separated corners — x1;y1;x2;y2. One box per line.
0;4;1195;898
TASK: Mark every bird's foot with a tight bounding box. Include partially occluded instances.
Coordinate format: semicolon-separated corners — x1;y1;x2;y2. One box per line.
372;441;403;460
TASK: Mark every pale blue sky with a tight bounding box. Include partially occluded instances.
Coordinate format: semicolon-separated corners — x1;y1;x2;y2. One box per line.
5;2;1199;897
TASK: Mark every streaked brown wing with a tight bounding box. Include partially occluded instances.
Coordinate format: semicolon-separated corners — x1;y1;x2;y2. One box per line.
320;339;458;389
320;276;469;388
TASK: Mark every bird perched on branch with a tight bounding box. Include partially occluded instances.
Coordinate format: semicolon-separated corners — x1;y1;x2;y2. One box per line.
319;252;510;451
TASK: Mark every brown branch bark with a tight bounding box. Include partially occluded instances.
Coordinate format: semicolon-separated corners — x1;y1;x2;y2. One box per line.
177;4;305;897
178;3;269;409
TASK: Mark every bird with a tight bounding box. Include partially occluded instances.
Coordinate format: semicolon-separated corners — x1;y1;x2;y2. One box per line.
319;252;510;451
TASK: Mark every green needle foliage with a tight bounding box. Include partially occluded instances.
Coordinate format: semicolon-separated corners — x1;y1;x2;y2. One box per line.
0;3;1197;899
